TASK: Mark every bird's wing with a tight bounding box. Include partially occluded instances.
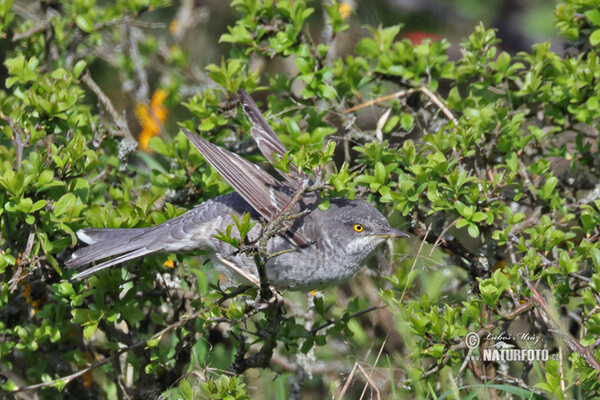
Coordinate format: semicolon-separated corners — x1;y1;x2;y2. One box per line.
237;89;305;181
182;129;312;247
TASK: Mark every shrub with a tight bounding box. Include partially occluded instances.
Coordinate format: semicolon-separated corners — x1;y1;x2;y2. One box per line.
1;0;599;398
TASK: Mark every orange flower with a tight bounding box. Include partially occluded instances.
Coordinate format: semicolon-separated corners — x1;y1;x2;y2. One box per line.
169;19;179;36
21;281;47;315
339;2;353;19
135;89;168;150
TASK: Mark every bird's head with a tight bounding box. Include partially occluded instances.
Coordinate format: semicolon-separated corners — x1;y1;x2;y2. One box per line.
318;199;409;261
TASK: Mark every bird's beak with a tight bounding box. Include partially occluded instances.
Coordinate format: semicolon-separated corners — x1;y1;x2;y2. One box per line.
384;227;409;239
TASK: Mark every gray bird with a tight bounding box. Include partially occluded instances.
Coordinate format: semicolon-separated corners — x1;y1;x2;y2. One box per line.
66;90;409;290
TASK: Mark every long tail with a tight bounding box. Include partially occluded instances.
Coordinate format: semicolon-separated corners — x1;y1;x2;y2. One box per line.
66;228;157;280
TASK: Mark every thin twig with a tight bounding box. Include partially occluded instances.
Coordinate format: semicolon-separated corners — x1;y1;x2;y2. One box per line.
359;330;389;400
13;23;48;41
496;371;545;396
430;218;458;257
344;89;419;113
310;305;384;334
356;363;381;400
9;231;35;292
454;347;473;383
128;27;149;103
344;87;458;126
337;362;359;400
81;71;133;139
419;86;458;126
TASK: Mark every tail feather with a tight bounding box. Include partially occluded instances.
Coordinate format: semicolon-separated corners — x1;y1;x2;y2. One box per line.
66;227;155;273
76;228;149;245
71;248;154;280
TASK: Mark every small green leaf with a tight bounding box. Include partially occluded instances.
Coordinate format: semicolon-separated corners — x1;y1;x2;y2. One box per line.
146;337;161;348
590;29;600;46
53;193;76;217
75;15;94;33
400;113;414;131
73;60;87;78
467;223;479;237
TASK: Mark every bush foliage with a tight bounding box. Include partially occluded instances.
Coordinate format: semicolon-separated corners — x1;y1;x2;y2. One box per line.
1;0;600;398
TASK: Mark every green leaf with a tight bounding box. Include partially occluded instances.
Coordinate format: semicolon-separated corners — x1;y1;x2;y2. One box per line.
31;199;47;213
455;218;468;229
467;223;479;238
586;9;600;26
73;60;87;78
146;337;161;348
53;193;76;217
400;113;414;131
471;211;487;223
590;29;600;46
75;15;94;33
83;322;98;340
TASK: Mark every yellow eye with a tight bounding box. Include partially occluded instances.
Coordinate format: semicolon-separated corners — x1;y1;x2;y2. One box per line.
353;224;364;232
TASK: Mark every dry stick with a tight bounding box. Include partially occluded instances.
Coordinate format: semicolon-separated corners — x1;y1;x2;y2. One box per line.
430;218;458;258
356;363;381;400
523;274;600;374
337;362;359;400
454;347;473;383
344;89;419;113
344;87;458;126
8;231;35;292
81;71;133;140
558;346;567;398
8;286;250;394
128;27;149;103
419;86;459;126
358;330;389;400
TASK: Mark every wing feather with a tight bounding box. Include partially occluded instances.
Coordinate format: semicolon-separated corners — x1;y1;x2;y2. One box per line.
182;129;311;246
237;89;305;181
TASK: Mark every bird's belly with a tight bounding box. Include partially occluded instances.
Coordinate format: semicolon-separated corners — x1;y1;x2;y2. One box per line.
265;249;364;291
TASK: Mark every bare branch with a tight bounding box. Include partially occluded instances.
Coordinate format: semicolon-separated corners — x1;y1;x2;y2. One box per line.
81;72;133;140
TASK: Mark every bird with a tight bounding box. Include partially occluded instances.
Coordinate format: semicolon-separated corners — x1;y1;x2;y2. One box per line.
65;89;409;290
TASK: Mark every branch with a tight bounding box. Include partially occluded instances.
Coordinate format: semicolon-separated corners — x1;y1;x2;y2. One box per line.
310;305;384;334
81;71;133;140
12;23;48;42
344;87;458;126
231;295;284;373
